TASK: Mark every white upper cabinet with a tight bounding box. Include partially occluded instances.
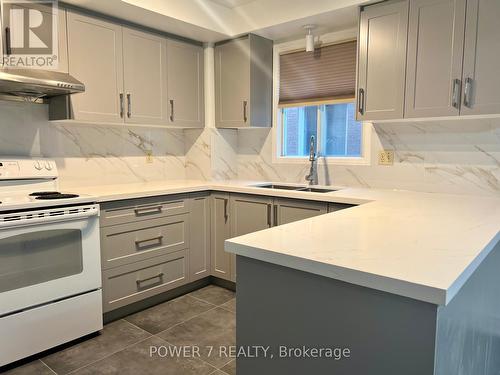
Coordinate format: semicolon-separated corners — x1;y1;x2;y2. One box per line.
405;0;466;118
66;11;124;123
461;0;500;115
166;40;204;128
357;0;409;121
123;27;167;125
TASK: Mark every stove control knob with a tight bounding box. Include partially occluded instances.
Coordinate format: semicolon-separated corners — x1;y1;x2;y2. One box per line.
34;161;42;171
45;161;53;171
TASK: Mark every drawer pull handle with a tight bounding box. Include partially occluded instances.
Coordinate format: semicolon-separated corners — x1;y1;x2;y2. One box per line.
134;206;163;216
136;272;164;286
135;235;164;247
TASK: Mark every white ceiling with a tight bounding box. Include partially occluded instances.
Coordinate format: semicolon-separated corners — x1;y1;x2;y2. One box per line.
62;0;372;43
208;0;258;9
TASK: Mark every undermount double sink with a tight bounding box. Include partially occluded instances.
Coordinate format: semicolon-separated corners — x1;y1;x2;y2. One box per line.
254;184;338;193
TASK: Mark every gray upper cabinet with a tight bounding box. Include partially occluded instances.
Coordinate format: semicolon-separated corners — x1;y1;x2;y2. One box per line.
189;194;211;281
215;34;273;128
357;0;409;121
274;198;327;226
167;40;204;128
123;27;168;125
461;0;500;115
51;10;204;127
210;193;232;281
405;0;466;118
65;11;124;123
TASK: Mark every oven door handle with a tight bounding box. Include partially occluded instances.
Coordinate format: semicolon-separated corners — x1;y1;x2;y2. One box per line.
0;205;99;230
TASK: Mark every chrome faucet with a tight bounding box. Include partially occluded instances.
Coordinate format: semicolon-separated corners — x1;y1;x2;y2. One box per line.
305;135;318;185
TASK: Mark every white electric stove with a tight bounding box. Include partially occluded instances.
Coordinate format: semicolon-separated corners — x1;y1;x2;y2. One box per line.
0;157;103;367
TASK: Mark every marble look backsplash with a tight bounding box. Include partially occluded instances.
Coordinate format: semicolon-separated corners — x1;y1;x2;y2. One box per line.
0;101;186;187
1;100;499;196
236;118;500;196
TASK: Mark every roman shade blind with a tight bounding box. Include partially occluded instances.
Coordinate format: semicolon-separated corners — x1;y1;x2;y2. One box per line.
279;40;357;105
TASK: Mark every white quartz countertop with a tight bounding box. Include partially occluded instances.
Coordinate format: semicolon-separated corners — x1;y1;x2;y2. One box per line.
67;180;500;306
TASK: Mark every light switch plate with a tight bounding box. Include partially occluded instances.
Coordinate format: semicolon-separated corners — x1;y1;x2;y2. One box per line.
378;150;394;165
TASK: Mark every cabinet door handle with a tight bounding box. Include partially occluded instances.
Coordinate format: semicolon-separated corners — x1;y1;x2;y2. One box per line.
463;77;473;108
119;93;124;118
5;27;12;55
169;99;174;122
267;204;272;227
243;101;248;122
126;93;131;118
223;198;229;222
134;205;163;216
273;205;278;226
451;79;461;109
135;235;164;247
136;272;164;286
358;88;365;115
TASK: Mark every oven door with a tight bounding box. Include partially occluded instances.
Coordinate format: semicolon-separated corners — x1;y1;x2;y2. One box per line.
0;205;101;316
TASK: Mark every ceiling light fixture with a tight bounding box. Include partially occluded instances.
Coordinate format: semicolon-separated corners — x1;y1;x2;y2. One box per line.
304;25;317;52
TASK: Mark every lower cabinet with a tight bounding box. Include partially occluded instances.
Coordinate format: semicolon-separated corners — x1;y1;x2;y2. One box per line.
274;198;328;226
189;193;211;281
99;191;356;312
230;194;274;281
210;193;233;281
102;250;188;313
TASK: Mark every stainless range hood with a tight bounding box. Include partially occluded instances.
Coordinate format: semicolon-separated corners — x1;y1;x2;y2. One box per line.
0;69;85;103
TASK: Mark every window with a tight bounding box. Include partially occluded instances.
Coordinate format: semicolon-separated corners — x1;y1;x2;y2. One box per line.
281;101;363;158
277;40;365;162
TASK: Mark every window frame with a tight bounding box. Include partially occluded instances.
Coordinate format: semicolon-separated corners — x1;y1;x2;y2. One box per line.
272;29;371;166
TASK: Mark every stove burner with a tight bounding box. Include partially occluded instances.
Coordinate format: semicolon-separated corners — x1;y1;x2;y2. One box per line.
35;193;79;200
30;191;60;196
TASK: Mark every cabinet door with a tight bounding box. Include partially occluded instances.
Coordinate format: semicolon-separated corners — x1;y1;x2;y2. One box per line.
328;203;355;213
67;12;124;122
230;194;273;236
211;193;232;281
230;194;273;282
461;0;500;115
357;1;409;121
123;27;167;125
275;199;327;226
189;194;211;281
405;0;466;118
167;40;204;128
215;38;250;128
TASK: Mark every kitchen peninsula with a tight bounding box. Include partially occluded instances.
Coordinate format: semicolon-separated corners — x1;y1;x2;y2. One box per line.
226;189;500;375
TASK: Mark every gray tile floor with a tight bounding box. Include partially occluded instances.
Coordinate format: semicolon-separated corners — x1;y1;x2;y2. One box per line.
2;285;236;375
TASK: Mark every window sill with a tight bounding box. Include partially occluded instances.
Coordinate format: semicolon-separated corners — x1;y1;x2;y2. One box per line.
274;156;370;166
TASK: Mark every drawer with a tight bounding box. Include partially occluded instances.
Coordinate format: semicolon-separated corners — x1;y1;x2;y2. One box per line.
102;250;188;313
101;214;189;270
100;194;190;227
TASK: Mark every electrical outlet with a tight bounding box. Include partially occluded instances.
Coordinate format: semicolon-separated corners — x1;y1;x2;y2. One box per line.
378;150;394;165
145;150;153;164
